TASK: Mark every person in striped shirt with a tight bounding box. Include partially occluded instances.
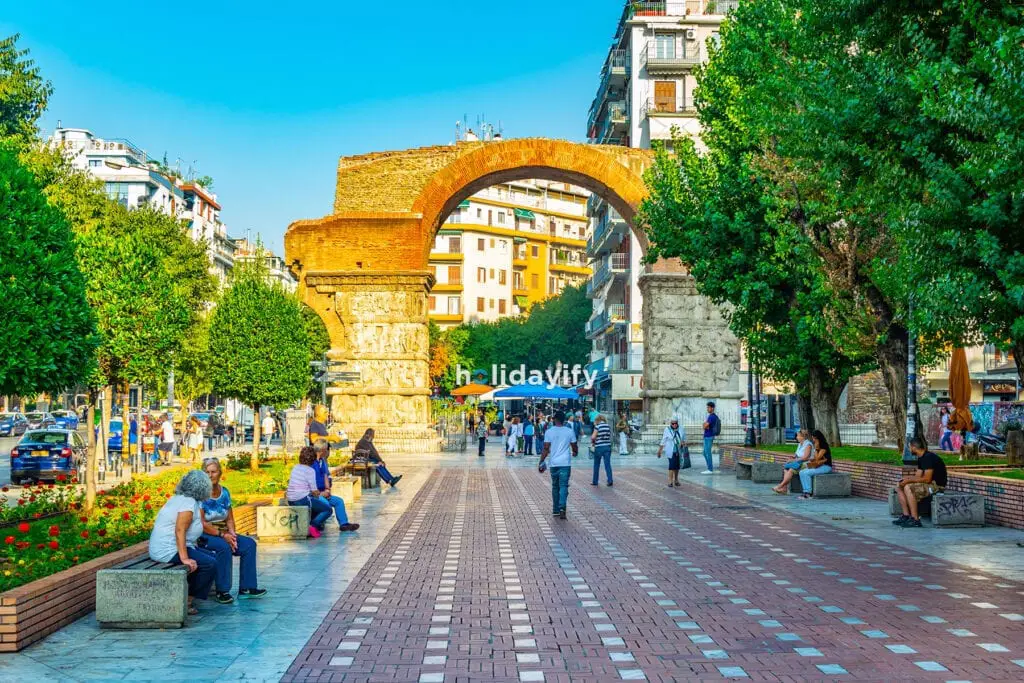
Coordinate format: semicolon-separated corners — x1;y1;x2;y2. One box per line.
590;415;613;486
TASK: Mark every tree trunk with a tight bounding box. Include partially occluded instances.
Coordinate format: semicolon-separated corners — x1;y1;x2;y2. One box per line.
1013;339;1024;400
121;386;131;479
100;386;112;481
251;403;261;471
795;389;815;435
807;364;843;447
874;327;924;452
85;388;97;513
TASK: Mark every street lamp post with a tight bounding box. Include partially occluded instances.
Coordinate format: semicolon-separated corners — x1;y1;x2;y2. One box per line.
902;298;919;465
745;357;756;447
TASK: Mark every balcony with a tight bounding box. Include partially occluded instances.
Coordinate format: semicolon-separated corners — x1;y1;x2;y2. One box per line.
429;251;463;262
984;346;1017;373
641;98;698;119
432;277;463;293
607;303;627;323
588;49;631;133
585;304;628;340
630;1;667;16
587;211;628;258
608;252;629;272
642;41;701;72
589;352;644;375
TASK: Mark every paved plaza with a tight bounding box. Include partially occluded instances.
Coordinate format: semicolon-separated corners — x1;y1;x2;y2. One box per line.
2;445;1023;682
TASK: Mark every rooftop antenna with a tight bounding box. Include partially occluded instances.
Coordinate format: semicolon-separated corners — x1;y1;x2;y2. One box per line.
455;120;462;142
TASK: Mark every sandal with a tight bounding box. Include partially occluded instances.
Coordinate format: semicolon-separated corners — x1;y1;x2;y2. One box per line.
187;605;199;615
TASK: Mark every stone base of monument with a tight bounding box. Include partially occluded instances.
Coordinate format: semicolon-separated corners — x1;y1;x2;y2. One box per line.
96;558;188;629
345;425;441;453
751;461;784;483
810;472;852;497
257;505;311;540
933;493;986;527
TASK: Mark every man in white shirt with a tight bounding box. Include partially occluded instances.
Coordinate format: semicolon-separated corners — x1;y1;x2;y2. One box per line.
158;414;175;465
538;411;578;519
261;414;276;449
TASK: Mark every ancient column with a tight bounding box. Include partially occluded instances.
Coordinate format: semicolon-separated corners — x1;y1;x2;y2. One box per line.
639;272;742;428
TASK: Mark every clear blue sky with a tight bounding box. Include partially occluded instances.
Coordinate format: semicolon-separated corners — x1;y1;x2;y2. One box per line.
2;1;625;254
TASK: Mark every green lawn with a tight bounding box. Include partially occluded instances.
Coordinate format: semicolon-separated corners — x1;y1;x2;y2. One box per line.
971;468;1024;481
757;444;1008;466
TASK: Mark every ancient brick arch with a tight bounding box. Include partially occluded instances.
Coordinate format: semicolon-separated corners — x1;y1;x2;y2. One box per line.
285;139;740;451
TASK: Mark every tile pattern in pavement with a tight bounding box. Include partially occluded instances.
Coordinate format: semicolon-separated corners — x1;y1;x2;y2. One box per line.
284;465;1024;681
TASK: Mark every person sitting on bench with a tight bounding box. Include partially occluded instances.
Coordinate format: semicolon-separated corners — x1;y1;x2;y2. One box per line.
286;447;333;538
773;429;812;494
797;430;833;500
312;441;359;532
893;437;947;528
148;469;217;616
353;429;402;487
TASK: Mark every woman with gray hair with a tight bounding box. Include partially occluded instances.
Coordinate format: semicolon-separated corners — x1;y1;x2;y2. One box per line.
148;469;218;615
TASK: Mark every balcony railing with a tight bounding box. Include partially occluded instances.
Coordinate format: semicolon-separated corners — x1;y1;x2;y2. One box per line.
607;303;627;322
642;41;701;71
588;49;631;133
984;346;1017;372
630;1;667;16
608;252;629;271
641;97;697;118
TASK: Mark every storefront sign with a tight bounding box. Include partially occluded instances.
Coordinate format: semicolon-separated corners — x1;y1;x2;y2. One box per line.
983;381;1017;395
612;374;643;400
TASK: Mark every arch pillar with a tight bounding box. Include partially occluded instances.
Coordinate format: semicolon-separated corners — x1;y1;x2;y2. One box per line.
639;270;743;429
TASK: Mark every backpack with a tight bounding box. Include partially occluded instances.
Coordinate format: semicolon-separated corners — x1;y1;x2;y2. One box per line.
712;415;721;437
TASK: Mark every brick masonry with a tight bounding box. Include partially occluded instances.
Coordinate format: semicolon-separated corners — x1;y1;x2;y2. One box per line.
721;446;1024;530
0;502;264;652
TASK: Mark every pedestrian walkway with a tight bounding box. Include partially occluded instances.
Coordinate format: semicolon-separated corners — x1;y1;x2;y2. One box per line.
1;442;1022;681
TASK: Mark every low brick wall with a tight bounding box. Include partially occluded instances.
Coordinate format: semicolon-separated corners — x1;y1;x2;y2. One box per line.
0;502;264;652
720;446;1024;530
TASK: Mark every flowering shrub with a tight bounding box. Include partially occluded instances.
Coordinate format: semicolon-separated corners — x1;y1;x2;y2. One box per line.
0;475;78;524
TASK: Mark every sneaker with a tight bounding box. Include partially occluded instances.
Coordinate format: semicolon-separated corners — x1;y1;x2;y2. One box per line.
390;474;403;487
898;517;923;528
238;588;267;598
607;482;613;487
308;525;322;538
559;508;567;520
892;514;910;525
214;591;234;604
552;511;560;517
700;470;713;475
340;523;360;532
674;482;681;487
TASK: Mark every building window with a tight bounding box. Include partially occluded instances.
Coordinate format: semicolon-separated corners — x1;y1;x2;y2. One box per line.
448;265;461;285
490;238;496;248
549;219;556;234
477;208;482;218
488;210;493;226
429;296;436;311
449;237;461;254
489;268;495;279
489;299;494;310
448;209;461;224
89;159;103;168
531;245;539;258
513;273;524;290
477;297;485;312
449;297;461;315
654;32;676;59
477;267;487;283
105;182;130;207
654;80;677;113
549;276;555;292
531;273;539;288
499;299;506;314
579;226;586;238
478;238;485;251
498;270;506;285
497;211;505;225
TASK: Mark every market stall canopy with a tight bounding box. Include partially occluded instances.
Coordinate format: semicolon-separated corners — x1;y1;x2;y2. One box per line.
492;383;580;400
947;347;975;433
451;383;494;397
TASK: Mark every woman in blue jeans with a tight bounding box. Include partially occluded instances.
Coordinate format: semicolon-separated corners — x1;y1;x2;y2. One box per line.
798;430;833;500
773;429;812;494
286;447;333;537
198;458;267;603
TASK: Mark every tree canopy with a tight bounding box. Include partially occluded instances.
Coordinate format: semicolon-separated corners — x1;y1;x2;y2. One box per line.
0;35;52;144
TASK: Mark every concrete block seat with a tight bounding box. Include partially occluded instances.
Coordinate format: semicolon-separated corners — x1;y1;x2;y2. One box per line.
751;461;784;483
808;472;852;497
889;489;985;527
736;460;754;480
96;557;188;629
259;504;312;540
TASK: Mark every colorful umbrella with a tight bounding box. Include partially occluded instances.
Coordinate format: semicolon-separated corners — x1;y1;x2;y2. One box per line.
451;383;494;397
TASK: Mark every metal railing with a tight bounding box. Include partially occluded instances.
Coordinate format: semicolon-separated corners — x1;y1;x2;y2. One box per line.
608;252;629;271
642;41;701;70
630;1;667;16
607;303;627;322
641;97;697;118
588;49;631;133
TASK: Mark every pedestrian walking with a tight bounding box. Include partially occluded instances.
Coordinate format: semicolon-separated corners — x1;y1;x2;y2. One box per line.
939;406;954;452
203;417;216;454
158;413;175;465
538;410;578;519
523;418;535;455
185;416;203;463
616;414;630;456
590;415;613;486
475;419;488;457
657;415;687;487
261;413;276;450
701;401;721;474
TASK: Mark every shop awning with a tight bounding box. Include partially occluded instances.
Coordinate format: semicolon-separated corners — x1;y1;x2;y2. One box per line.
515;295;529;307
513;208;535;219
513;236;527;243
438;229;462;236
458;200;471;208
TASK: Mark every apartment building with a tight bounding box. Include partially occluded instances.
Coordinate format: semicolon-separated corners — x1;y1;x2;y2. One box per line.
232;239;299;292
585;0;734;416
428;179;591;328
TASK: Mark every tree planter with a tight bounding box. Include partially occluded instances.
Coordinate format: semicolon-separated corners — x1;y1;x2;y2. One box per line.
0;502;263;652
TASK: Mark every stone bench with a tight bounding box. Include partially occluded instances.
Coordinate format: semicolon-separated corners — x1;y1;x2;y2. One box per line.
96;556;188;629
809;472;852;497
736;460;754;480
332;476;362;505
933;492;985;527
888;489;932;517
751;461;784;483
258;504;311;540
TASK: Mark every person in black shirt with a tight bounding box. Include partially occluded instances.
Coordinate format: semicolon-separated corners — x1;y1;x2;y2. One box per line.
893;437;947;528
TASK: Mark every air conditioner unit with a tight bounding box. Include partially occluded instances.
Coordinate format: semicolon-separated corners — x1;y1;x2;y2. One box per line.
684;29;696;40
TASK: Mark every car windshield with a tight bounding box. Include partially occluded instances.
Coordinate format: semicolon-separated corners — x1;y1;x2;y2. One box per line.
0;413;17;420
53;410;71;417
21;431;68;445
110;420;123;431
192;413;210;421
25;413;45;420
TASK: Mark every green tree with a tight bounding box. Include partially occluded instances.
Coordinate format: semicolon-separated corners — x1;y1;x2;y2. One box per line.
0;34;52;144
174;316;213;409
209;259;310;468
302;305;331;402
0;144;97;396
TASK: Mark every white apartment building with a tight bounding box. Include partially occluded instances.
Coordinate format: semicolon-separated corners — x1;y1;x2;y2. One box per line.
585;0;733;417
429;178;591;328
232;239;298;292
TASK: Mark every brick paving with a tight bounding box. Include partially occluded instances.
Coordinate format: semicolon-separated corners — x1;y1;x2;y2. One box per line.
283;466;1024;682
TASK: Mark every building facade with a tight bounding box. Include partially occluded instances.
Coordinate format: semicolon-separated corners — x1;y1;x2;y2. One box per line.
586;0;733;417
428;179;591;328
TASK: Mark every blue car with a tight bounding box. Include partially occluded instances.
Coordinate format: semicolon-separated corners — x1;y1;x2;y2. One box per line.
10;429;87;485
105;418;139;456
52;410;80;431
0;412;29;437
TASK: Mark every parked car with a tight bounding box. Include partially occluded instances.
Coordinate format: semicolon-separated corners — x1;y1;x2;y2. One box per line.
0;412;29;437
977;432;1007;455
24;412;56;430
51;410;80;431
10;429;87;484
191;412;226;436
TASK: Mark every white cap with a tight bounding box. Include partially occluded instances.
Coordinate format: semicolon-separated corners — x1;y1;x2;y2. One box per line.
670;414;680;423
